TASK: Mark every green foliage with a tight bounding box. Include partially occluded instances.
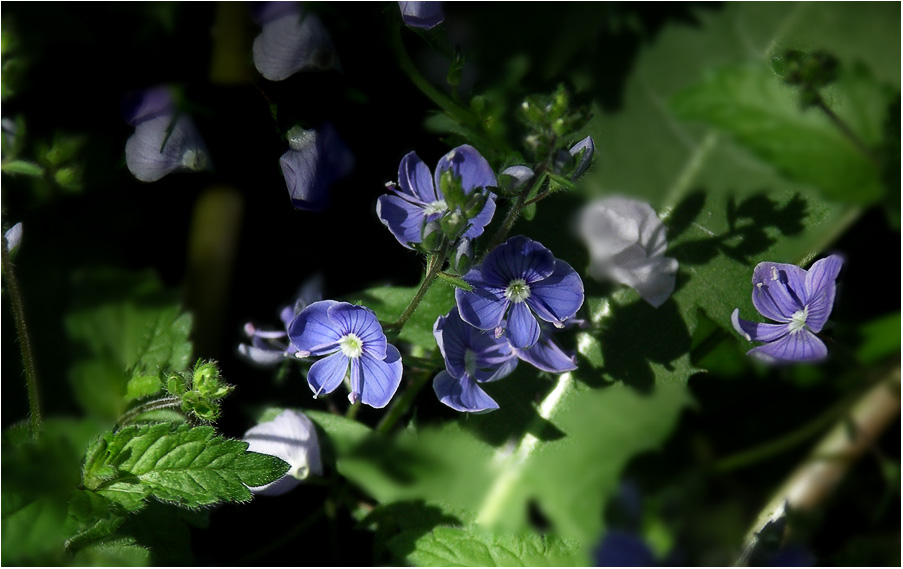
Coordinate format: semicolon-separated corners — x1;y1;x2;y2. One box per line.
353;283;456;350
1;159;44;177
388;525;580;566
158;360;234;423
81;423;290;511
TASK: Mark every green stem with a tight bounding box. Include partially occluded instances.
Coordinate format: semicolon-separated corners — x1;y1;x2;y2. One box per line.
346;400;361;420
116;396;183;428
391;246;447;331
1;234;41;438
376;369;432;434
486;171;548;251
813;97;879;165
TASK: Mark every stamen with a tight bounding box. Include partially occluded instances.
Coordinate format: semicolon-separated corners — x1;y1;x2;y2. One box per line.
505;279;531;303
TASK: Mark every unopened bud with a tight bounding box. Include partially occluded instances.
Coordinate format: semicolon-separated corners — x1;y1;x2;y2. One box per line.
421;219;443;251
440;210;466;240
463;191;489;220
452;238;474;274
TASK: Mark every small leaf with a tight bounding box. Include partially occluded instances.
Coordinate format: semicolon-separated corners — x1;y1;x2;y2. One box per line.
437;272;473;291
1;159;44;177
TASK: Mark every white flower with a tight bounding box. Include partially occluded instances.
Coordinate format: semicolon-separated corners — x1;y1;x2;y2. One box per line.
578;196;678;308
243;409;323;496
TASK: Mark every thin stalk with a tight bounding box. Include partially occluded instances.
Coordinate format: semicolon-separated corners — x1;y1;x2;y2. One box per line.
2;235;41;438
813;97;879;164
391;246;447;331
376;369;432;434
346;400;361;420
486;171;548;251
116;396;183;428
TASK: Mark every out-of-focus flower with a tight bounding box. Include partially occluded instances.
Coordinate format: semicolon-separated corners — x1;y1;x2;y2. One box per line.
432;306;518;413
252;2;340;81
239;276;322;366
377;144;497;249
288;301;402;408
456;236;585;349
499;165;534;191
243;409;323;496
280;124;354;211
578;196;678;308
4;222;22;254
732;255;843;363
398;1;444;29
123;87;209;183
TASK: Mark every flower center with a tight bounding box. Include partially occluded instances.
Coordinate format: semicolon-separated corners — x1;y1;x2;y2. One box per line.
339;333;363;358
464;349;478;377
788;307;808;334
423;199;448;216
505;279;531;303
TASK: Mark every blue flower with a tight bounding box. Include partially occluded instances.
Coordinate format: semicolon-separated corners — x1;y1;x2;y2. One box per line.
455;236;584;349
4;222;22;255
376;144;497;249
280;124;354;211
432;306;518;413
123;87;209;182
243;409;323;496
512;318;581;373
398;1;444;29
238;277;322;366
732;255;844;363
288;301;402;408
252;2;340;81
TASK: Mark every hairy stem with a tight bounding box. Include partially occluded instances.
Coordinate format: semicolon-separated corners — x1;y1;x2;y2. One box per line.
486;171;548;251
116;396;183;428
391;246;447;331
2;234;41;438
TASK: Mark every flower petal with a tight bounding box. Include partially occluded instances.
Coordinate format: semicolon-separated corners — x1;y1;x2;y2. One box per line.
377;193;426;249
607;254;678;308
514;332;577;373
456;268;509;331
751;262;806;321
122;86;173;126
125;115;208;182
398;151;437;203
238;343;287;366
398;1;445;29
359;345;403;408
326;303;387;359
499;165;534;191
307;350;350;398
482;235;555;287
748;329;828;363
526;259;585;325
253;13;339;81
804;254;843;332
569;135;595;178
731;309;790;343
462;192;497;241
433;370;499;413
288;300;342;355
506;301;540;349
435;307;516;381
244;409;323;496
434;144;497;195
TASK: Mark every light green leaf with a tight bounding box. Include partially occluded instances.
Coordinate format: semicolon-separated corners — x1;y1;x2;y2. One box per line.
437;272;473;291
83;423;290;510
388;525;580;566
352;283;455;350
72;538;150;567
1;159;44;177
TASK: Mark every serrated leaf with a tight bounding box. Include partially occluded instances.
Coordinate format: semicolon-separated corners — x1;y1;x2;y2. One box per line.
83;423;290;510
388;525;580;566
1;159;44;176
351;283;454;350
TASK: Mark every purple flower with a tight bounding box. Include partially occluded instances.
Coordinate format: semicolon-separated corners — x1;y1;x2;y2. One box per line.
4;222;22;255
123;88;209;183
432;307;518;413
243;409;323;496
456;236;585;349
512;319;580;373
567;135;595;178
239;277;322;366
376;144;497;249
732;255;844;363
281;124;354;211
252;2;340;81
288;301;402;408
398;1;444;30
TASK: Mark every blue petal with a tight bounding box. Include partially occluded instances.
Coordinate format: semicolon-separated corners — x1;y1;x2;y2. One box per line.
748;329;827;363
433;371;499;413
398;1;445;29
526;259;585;325
288;300;342;355
307;350;350;397
731;309;790;343
506;301;540;349
122;86;173;126
514;332;577;373
377;193;426;249
456;268;509;331
482;236;555;287
125;115;208;182
359;344;403;408
433;145;497;196
238;343;287;366
252;1;300;25
253;13;339;81
280;124;353;211
804;254;843;332
435;307;516;381
398;151;437;203
751;262;806;322
462;192;497;241
569;135;595;178
326;303;387;360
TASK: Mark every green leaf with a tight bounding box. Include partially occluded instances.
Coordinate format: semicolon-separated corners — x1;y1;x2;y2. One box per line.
352;283;455;350
388;525;580;566
83;423;290;510
437;272;473;291
857;312;901;364
1;159;44;177
72;538;150;566
670;62;886;204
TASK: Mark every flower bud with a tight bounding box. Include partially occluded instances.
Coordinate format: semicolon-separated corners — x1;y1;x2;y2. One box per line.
463;191;488;220
243;409;323;496
421;219;443;252
452;238;474;274
440;210;467;240
439;169;466;209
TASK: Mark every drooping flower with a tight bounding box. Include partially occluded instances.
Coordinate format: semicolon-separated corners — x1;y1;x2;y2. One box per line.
280;124;354;211
288;301;402;408
123;87;209;183
238;276;322;366
397;1;444;29
376;144;497;249
4;222;22;255
578;196;678;308
243;409;323;496
252;2;340;81
456;235;585;349
732;255;843;363
432;306;518;413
